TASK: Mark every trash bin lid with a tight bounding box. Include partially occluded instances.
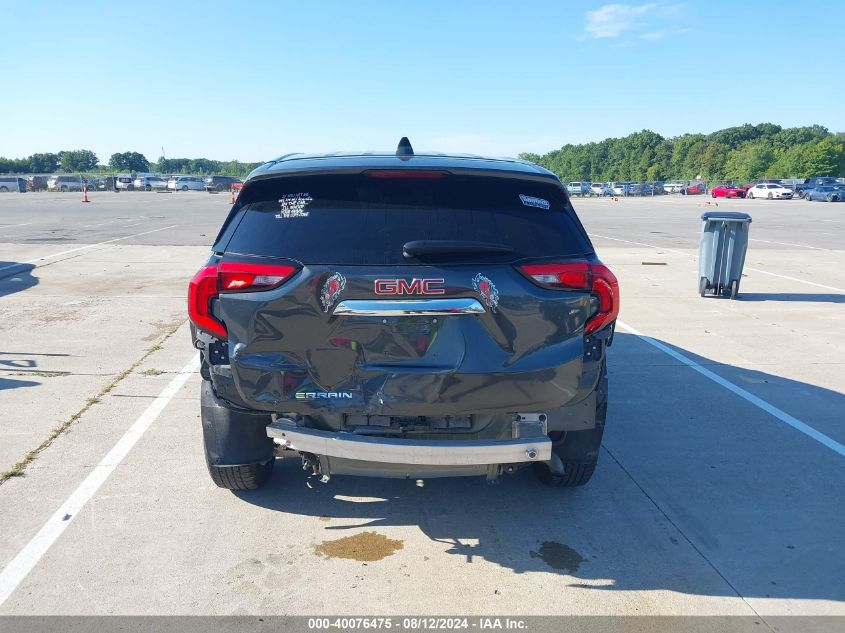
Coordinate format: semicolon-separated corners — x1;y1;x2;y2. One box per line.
701;211;752;222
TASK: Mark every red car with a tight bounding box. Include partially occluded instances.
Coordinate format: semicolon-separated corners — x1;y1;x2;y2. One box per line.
682;181;706;195
711;184;746;199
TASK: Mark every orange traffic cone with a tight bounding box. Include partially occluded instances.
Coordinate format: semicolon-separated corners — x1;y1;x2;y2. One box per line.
82;182;90;203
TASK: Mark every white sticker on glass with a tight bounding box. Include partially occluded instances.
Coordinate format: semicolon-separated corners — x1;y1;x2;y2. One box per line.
275;193;313;219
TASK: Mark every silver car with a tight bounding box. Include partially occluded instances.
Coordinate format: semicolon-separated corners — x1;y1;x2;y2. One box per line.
134;176;168;191
167;175;205;191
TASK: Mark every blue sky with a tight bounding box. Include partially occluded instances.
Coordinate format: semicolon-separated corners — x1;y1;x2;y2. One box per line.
2;0;844;163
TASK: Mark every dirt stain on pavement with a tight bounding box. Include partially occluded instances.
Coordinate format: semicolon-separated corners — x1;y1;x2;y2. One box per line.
315;531;404;562
529;541;584;573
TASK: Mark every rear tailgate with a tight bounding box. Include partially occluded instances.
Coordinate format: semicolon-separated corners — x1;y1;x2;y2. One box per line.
215;170;599;416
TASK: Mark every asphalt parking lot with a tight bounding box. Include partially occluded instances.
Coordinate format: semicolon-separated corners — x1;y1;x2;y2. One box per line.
0;191;843;617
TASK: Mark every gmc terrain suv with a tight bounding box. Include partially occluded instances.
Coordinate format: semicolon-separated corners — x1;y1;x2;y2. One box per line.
189;139;618;491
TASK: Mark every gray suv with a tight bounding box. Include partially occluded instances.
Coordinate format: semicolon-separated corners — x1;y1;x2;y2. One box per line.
189;139;618;491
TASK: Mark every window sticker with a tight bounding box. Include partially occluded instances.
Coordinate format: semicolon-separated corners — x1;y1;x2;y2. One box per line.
519;194;550;210
275;193;313;219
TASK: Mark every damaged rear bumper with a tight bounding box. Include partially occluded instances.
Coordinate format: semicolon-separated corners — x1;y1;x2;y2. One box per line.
266;419;551;466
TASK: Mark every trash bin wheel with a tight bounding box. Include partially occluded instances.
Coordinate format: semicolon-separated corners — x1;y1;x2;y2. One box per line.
699;277;708;297
730;280;738;300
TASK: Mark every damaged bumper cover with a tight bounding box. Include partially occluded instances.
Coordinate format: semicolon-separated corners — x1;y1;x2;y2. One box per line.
266;419;551;466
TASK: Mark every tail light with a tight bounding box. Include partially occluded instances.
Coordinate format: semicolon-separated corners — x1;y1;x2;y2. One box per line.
519;261;619;335
188;261;299;338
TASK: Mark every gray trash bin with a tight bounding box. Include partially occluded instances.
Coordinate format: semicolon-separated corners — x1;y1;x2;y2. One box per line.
698;211;752;299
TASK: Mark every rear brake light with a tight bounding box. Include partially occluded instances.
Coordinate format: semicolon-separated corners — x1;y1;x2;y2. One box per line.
188;264;226;338
365;170;448;179
518;261;619;335
219;261;297;292
188;262;299;338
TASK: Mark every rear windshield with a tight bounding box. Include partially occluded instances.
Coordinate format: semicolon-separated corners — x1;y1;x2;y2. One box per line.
222;173;593;265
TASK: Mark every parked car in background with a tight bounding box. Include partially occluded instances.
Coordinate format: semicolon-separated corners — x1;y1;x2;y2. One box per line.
204;175;243;192
627;183;644;196
167;175;205;191
746;183;793;199
115;174;134;190
0;177;26;192
92;176;115;191
711;184;746;199
794;177;839;198
47;175;84;192
611;182;630;196
804;185;844;202
26;175;49;191
567;182;590;196
682;181;706;195
134;176;168;191
663;180;686;194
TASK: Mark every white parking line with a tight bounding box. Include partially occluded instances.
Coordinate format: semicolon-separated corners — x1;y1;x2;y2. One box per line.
743;267;845;294
748;238;825;250
0;226;176;273
0;354;200;608
590;233;688;256
617;320;845;459
590;233;845;294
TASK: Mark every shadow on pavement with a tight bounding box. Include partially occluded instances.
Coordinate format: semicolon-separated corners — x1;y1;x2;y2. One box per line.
737;292;845;303
0;351;69;391
0;262;38;297
235;333;845;602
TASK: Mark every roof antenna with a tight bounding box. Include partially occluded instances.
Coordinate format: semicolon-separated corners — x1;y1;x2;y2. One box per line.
396;137;414;157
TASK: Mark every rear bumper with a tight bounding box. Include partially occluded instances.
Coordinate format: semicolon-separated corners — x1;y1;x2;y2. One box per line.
266;420;551;466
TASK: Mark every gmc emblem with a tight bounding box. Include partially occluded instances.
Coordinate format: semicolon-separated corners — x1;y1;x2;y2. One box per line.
374;278;446;295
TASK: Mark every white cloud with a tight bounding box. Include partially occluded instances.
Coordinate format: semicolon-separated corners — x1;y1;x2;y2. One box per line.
585;3;657;39
584;3;687;40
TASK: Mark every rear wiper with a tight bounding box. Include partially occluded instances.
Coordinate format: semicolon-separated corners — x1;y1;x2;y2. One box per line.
402;240;514;258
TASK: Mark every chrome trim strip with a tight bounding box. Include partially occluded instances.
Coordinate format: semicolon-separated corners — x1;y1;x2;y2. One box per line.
333;298;485;316
267;422;551;465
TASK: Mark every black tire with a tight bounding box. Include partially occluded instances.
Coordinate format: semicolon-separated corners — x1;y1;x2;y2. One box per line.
826;194;834;202
711;192;716;198
145;185;152;191
206;456;274;491
0;186;7;192
767;192;773;199
533;362;606;488
217;184;224;192
699;276;708;297
60;186;68;192
806;194;812;201
182;185;189;191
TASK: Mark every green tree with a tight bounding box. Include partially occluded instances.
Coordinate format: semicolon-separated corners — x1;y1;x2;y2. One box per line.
58;149;98;172
723;141;776;182
109;151;149;172
28;153;59;173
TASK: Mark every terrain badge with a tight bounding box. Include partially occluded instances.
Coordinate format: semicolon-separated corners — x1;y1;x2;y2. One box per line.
320;272;346;312
472;273;499;312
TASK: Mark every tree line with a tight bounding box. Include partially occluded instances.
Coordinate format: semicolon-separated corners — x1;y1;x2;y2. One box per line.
519;123;845;183
0;150;262;178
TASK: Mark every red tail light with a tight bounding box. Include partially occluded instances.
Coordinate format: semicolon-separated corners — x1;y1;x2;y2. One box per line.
188;264;226;338
188;262;299;338
519;261;619;335
219;261;298;292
